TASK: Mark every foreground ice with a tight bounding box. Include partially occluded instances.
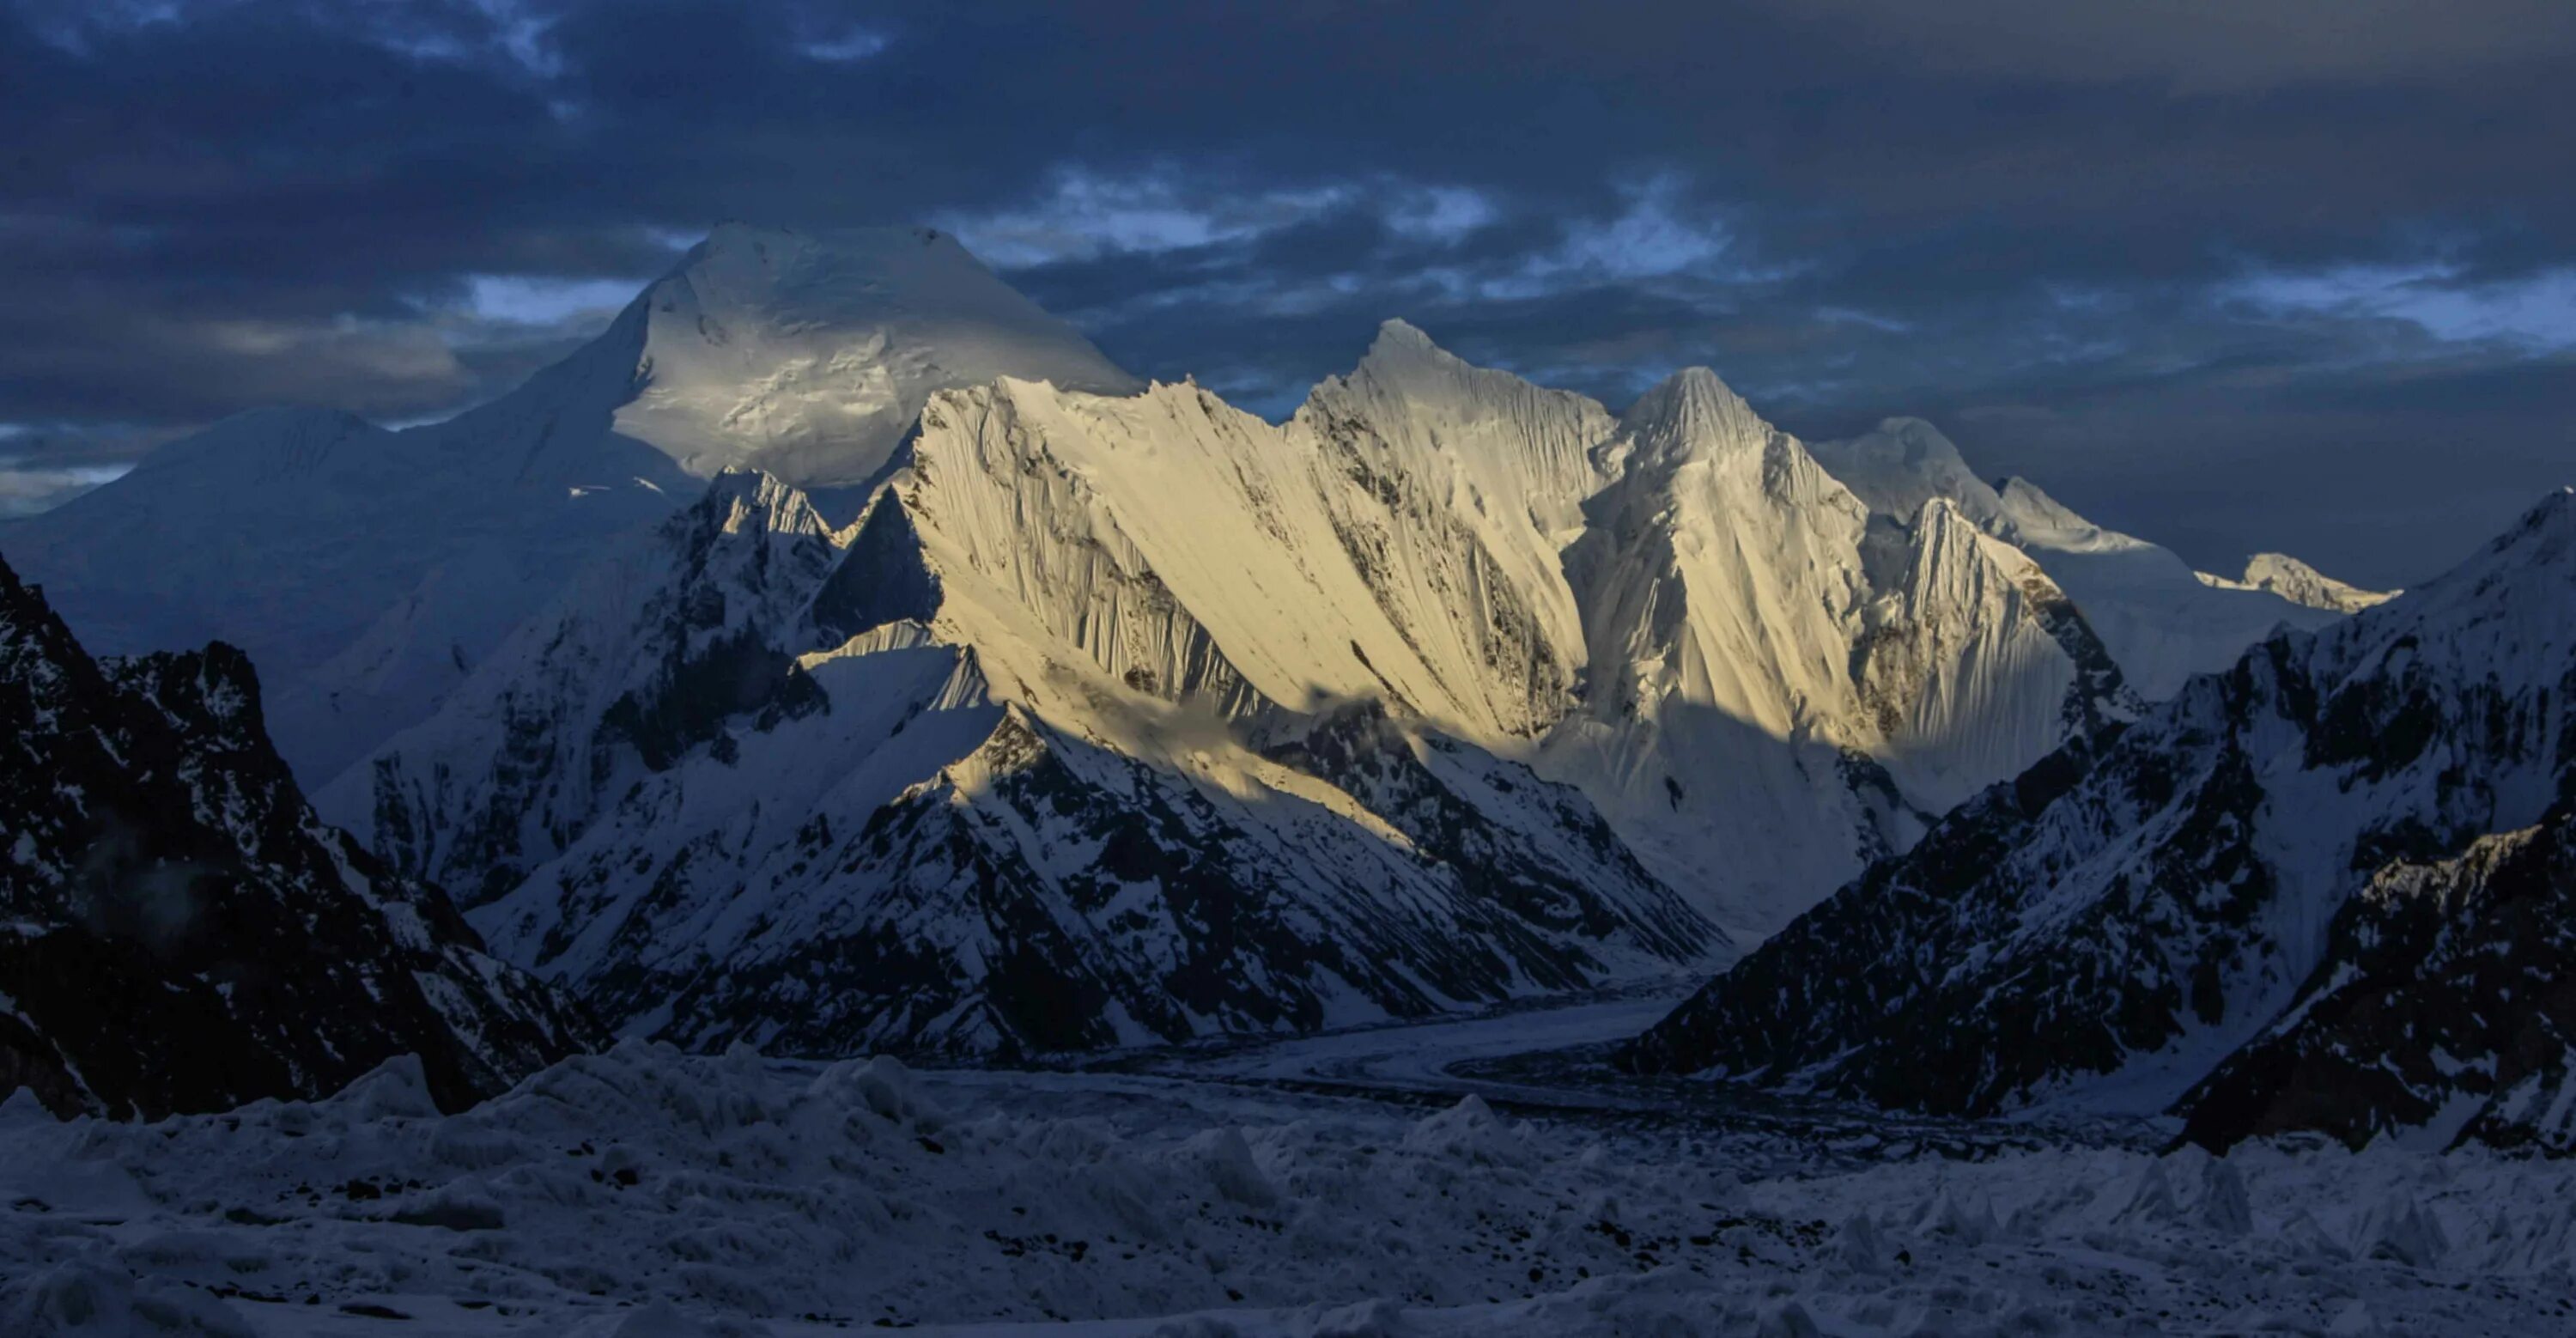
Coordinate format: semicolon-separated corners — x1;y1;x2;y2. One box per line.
4;1016;2573;1337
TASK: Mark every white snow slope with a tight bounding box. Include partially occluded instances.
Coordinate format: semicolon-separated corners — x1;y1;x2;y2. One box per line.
330;314;2179;1052
1808;417;2361;701
5;1036;2573;1337
0;225;1137;785
12;228;2371;1024
1631;488;2576;1126
328;465;1721;1058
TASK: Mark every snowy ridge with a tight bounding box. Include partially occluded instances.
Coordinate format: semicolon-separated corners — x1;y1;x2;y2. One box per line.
337;465;1725;1059
1541;381;2113;936
2184;800;2576;1153
1810;417;2354;700
341;326;2166;1021
2198;551;2399;614
1;225;1138;784
325;301;2305;1023
9;222;2397;1056
325;468;844;905
1287;319;1618;738
1627;489;2576;1131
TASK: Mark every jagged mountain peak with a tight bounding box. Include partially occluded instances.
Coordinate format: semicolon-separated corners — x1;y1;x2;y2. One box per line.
1326;318;1590;419
697;465;829;535
2471;485;2576;566
1366;315;1445;356
0;550;598;1118
1619;366;1771;464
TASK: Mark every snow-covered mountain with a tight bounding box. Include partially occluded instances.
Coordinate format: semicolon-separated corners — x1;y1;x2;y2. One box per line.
0;552;598;1119
1808;417;2355;700
304;278;2374;1049
330;469;1718;1056
7;222;2394;1061
2197;552;2398;615
0;225;1136;786
2181;800;2576;1153
1540;380;2129;937
1625;489;2576;1141
611;222;1140;497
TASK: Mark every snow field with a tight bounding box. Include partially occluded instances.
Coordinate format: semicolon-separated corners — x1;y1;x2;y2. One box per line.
6;1041;2573;1336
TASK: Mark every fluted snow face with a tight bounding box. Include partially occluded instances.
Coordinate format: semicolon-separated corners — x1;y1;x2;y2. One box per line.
3;226;1147;787
1619;366;1775;466
330;459;1726;1058
1813;423;2355;702
896;370;1604;746
1290;319;1619;733
1856;500;2090;812
23;217;2412;1061
877;356;2113;939
1545;371;2093;935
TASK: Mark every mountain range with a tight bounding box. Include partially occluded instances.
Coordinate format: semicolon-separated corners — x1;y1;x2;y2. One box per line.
1627;487;2576;1152
9;224;2470;1102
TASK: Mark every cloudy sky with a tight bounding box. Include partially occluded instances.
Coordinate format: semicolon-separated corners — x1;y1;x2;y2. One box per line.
4;0;2573;586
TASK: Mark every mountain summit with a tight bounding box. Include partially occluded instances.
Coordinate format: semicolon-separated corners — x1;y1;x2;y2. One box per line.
1;226;1142;784
605;224;1139;490
0;229;2407;1065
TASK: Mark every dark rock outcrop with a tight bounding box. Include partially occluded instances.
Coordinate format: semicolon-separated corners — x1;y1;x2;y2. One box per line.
0;550;599;1120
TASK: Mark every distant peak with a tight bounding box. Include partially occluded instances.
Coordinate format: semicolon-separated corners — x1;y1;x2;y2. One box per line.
701;463;782;498
1994;476;2061;511
2487;486;2576;556
691;466;825;537
213;404;378;433
1874;417;1963;461
2233;551;2397;615
1352;317;1464;378
1372;318;1441;350
661;224;991;300
1620;367;1767;459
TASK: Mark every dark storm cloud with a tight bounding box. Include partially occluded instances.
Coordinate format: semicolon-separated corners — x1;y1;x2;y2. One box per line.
1;0;2570;582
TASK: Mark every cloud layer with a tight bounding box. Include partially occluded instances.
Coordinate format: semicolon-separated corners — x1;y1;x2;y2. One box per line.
3;0;2571;584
